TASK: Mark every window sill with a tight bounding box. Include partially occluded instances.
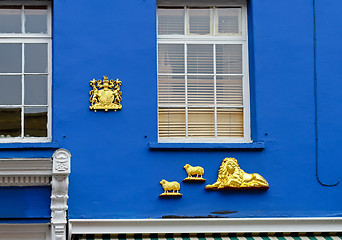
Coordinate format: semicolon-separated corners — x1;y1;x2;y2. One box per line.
0;142;60;149
148;142;265;150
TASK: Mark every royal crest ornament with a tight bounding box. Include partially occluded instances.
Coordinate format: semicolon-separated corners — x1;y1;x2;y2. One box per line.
89;76;122;112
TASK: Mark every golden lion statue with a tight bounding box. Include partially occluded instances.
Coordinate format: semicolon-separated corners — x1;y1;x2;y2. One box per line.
205;157;269;190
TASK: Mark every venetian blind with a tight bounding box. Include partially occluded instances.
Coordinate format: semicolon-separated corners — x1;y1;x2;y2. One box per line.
157;1;248;142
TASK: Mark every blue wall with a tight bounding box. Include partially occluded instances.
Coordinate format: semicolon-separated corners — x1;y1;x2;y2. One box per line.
0;187;51;221
2;0;342;220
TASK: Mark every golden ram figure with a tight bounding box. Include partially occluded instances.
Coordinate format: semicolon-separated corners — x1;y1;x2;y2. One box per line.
159;179;182;197
205;157;269;190
183;164;206;182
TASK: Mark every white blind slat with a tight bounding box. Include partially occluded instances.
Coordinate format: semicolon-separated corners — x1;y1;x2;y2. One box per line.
217;108;243;137
158;7;185;35
188;7;212;35
188;108;215;137
158;44;185;74
159;108;186;137
216;44;242;74
187;75;214;105
216;7;241;35
158;75;185;105
187;44;213;74
216;76;243;105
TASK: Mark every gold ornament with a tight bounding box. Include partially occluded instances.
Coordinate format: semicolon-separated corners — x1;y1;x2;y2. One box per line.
183;164;206;182
159;179;182;197
205;157;269;190
89;76;122;112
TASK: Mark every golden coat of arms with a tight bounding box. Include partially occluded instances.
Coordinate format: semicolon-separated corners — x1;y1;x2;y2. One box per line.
89;76;122;112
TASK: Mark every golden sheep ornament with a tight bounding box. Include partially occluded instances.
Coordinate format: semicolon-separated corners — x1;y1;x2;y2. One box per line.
183;164;206;182
159;179;182;197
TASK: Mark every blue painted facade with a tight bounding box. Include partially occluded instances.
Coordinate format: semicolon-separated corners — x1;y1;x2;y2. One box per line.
1;0;342;222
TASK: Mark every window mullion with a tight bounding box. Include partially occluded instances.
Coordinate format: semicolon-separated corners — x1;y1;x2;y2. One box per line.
21;5;25;34
184;6;187;35
213;43;217;138
184;43;188;138
184;6;188;138
242;39;250;141
47;4;52;35
213;7;216;36
21;43;25;138
21;5;25;138
241;4;246;39
47;38;52;139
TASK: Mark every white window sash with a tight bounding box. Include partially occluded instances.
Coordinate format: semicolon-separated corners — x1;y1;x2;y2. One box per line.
157;1;251;143
0;2;52;143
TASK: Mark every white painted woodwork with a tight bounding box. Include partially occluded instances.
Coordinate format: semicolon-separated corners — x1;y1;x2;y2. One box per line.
51;149;71;240
0;149;71;240
0;158;52;186
0;224;50;240
69;217;342;235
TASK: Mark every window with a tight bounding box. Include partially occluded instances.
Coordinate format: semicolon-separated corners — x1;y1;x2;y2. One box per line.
0;2;51;142
157;0;250;143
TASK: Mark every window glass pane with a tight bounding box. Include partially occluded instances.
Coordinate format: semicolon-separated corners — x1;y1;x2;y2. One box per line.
188;7;211;35
187;44;213;74
25;6;47;34
0;43;22;73
158;75;185;105
217;108;243;137
217;76;243;105
0;75;21;105
216;7;241;35
158;44;184;74
0;6;21;33
158;107;185;137
24;107;47;137
25;43;48;73
216;44;242;74
158;7;184;35
0;108;21;137
188;75;214;105
24;75;47;105
188;108;215;137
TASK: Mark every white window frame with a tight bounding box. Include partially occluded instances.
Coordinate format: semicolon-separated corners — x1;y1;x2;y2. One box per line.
0;1;52;143
157;0;251;143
